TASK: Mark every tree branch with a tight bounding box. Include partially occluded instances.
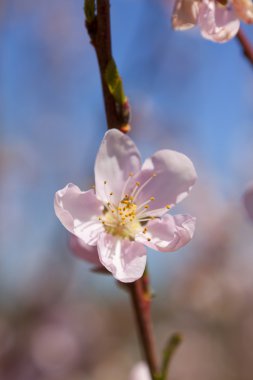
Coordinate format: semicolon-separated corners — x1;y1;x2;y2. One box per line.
84;1;159;377
85;0;130;132
129;275;160;380
236;28;253;67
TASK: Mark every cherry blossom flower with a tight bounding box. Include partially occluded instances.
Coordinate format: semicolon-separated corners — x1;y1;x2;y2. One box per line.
243;182;253;222
172;0;253;43
54;129;197;283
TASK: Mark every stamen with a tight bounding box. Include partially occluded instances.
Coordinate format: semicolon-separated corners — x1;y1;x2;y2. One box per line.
138;205;171;219
132;173;157;202
138;216;158;222
120;172;135;201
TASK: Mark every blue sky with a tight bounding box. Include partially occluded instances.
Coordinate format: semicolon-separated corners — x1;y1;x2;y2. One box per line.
1;0;253;297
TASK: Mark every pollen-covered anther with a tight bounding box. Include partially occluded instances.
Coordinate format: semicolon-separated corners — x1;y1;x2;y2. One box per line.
166;204;171;209
150;197;155;201
110;192;113;196
144;205;149;209
136;182;140;187
104;180;107;184
147;238;151;242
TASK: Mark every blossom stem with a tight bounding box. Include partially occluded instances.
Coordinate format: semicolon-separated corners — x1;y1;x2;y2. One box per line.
84;1;160;377
129;272;160;380
84;0;130;132
236;28;253;67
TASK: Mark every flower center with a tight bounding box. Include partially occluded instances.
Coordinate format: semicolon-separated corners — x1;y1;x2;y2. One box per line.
100;195;142;239
97;174;170;241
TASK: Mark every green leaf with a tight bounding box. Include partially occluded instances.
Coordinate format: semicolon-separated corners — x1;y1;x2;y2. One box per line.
84;0;95;23
105;59;126;104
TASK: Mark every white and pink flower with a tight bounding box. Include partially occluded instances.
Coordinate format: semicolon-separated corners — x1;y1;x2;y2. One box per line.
54;129;197;283
172;0;253;43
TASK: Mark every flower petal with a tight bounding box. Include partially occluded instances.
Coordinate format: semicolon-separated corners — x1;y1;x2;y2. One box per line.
172;0;200;30
233;0;253;24
199;0;240;43
136;214;196;252
243;182;253;222
95;129;142;205
54;183;103;245
97;233;147;282
131;149;196;217
69;235;101;265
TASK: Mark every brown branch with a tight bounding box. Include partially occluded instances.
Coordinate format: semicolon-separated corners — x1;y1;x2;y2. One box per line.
85;0;129;132
236;28;253;67
85;1;159;378
129;276;159;379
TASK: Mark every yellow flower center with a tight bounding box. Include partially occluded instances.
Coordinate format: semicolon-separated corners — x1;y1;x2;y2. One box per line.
102;195;142;239
97;174;171;241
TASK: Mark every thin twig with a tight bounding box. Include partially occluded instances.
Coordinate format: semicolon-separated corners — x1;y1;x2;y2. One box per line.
236;28;253;67
85;1;159;377
86;0;129;131
129;277;160;379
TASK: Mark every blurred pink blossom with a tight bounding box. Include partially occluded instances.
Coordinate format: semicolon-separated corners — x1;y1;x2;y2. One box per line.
128;362;151;380
172;0;253;43
55;129;196;282
243;182;253;222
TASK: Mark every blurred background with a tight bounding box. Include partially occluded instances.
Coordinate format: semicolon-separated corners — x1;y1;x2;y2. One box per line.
1;0;253;379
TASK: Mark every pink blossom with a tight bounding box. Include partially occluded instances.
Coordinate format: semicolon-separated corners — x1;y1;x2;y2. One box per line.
172;0;253;43
54;129;197;283
69;234;101;266
243;182;253;222
128;362;151;380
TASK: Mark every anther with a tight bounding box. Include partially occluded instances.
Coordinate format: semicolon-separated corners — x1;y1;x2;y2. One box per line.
129;172;134;177
144;205;149;209
110;192;113;196
104;180;107;184
150;197;155;201
147;238;151;241
166;205;171;209
136;182;140;187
